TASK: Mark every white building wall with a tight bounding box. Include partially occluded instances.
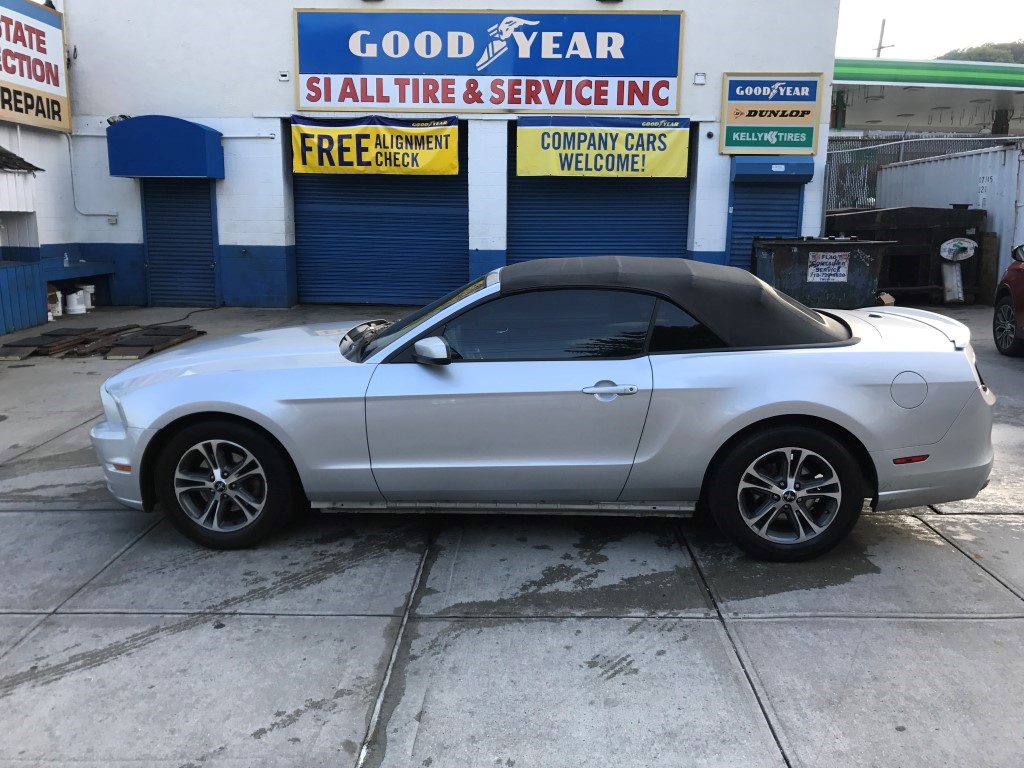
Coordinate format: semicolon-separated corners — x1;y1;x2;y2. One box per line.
10;0;840;302
467;120;508;255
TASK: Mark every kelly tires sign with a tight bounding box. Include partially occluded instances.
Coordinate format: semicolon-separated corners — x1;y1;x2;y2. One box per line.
517;117;689;177
291;115;459;175
0;0;69;132
721;74;823;155
295;10;683;114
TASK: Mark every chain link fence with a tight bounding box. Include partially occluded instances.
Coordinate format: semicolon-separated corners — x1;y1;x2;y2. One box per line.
824;134;1017;211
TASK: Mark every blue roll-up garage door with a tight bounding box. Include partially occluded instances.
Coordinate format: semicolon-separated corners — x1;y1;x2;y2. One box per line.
142;179;218;306
294;124;468;305
727;184;803;270
507;123;690;264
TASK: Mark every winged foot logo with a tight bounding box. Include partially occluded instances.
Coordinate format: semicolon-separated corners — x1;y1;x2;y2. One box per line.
476;17;539;71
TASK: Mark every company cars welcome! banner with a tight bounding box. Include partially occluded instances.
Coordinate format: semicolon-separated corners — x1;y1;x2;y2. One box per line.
295;10;683;114
291;115;459;175
517;117;689;177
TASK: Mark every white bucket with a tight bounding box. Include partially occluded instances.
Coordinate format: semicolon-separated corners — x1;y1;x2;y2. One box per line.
78;284;95;310
65;290;87;315
50;290;63;317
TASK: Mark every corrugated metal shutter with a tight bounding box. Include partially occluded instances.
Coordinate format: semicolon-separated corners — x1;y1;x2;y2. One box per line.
507;125;690;264
0;261;45;333
727;184;802;270
142;179;217;306
294;124;469;305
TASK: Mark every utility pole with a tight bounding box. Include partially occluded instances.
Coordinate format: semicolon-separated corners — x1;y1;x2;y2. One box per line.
875;19;895;57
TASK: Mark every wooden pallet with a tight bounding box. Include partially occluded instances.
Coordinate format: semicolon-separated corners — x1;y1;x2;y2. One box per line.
2;324;203;361
105;326;203;360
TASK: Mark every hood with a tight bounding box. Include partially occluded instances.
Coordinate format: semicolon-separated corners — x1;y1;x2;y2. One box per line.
103;321;368;395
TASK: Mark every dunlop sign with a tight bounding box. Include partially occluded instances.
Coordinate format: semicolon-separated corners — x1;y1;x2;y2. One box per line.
0;0;70;132
721;74;823;155
291;115;459;175
517;117;689;178
295;10;683;114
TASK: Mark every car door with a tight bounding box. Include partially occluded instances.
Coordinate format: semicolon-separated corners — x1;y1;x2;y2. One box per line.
364;288;656;502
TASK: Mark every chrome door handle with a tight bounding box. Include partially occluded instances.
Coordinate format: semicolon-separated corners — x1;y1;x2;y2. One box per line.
582;384;639;395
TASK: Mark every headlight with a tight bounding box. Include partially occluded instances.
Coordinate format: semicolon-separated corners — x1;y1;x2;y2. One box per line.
100;385;128;426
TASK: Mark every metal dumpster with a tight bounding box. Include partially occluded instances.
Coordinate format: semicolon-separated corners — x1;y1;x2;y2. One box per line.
753;237;893;309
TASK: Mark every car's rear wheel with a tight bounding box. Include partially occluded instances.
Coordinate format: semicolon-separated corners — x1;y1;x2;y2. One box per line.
993;295;1024;357
707;427;865;561
155;420;301;549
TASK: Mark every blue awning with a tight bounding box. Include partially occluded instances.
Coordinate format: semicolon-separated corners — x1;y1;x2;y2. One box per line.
731;155;815;184
107;115;224;179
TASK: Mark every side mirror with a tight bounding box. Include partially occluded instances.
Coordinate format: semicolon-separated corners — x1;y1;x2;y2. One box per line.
412;336;451;366
1013;245;1024;263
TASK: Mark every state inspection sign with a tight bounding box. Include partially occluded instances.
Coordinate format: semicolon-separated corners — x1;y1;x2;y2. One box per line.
295;10;683;114
721;74;823;155
0;0;70;132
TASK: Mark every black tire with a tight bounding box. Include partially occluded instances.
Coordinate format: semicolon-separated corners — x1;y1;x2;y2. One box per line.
155;420;303;549
706;426;865;562
993;295;1024;357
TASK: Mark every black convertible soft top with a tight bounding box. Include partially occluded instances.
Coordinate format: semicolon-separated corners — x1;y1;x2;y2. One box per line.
499;256;849;348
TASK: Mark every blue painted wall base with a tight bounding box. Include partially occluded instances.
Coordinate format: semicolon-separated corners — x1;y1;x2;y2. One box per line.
469;249;506;279
220;245;297;307
686;251;729;265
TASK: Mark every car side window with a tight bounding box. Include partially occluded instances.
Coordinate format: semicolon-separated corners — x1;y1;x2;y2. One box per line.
649;299;725;353
441;289;656;361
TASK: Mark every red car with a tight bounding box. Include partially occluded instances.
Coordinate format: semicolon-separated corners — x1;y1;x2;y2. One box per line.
995;245;1024;356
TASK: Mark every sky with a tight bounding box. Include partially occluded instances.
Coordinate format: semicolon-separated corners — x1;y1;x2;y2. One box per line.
836;0;1024;60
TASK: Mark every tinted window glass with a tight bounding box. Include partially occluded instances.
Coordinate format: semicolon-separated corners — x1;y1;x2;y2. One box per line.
443;289;655;361
649;299;724;353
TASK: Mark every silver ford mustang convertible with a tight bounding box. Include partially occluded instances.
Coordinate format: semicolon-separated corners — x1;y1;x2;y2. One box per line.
91;256;994;561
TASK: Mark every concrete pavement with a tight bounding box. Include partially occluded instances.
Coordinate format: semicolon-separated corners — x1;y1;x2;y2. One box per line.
0;303;1022;767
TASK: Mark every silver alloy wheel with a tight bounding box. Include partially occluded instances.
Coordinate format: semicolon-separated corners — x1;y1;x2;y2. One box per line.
173;439;268;532
736;446;842;544
995;302;1017;351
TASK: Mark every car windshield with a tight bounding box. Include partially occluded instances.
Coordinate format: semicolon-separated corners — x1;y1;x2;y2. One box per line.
357;275;489;361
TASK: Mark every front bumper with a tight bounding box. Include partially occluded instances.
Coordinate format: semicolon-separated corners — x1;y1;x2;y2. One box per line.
89;420;157;511
873;385;995;511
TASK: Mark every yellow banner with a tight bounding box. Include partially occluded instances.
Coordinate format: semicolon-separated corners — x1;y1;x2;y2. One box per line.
291;117;458;175
516;118;689;178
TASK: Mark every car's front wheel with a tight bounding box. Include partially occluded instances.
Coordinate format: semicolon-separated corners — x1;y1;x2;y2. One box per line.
707;427;865;561
993;295;1024;357
155;420;302;549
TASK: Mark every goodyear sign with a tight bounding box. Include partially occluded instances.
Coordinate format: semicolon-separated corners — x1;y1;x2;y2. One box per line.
295;10;683;114
0;0;70;132
517;117;689;178
291;115;458;175
721;74;822;155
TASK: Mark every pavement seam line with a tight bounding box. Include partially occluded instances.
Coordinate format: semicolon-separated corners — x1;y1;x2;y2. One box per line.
915;514;1024;602
356;529;435;768
0;412;103;466
0;516;162;664
675;522;794;768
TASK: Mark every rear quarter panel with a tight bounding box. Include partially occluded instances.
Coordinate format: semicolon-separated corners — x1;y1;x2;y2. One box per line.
620;343;979;501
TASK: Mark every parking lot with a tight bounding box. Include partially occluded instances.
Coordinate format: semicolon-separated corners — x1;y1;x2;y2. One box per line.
1;303;1022;768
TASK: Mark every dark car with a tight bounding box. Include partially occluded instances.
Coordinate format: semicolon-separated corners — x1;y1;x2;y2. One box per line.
994;245;1024;356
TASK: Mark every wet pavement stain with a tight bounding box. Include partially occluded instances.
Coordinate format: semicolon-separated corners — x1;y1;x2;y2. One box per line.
414;517;709;618
585;653;639;681
0;521;425;699
250;688;354;739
